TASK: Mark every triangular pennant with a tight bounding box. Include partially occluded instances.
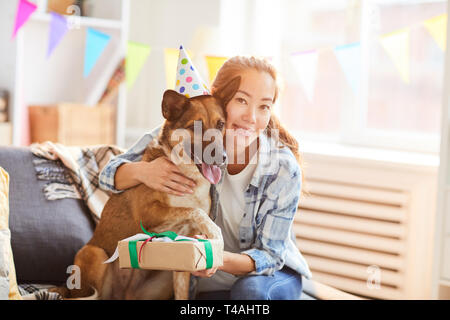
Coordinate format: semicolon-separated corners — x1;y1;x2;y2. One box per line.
84;28;111;78
423;14;447;51
47;12;69;58
291;50;318;102
12;0;37;38
379;28;410;84
164;48;181;90
126;42;151;89
175;45;209;97
334;43;361;94
205;56;228;85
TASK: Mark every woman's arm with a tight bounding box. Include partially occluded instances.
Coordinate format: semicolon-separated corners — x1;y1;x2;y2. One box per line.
99;125;196;195
115;158;196;196
99;126;160;193
113;162;143;191
220;251;256;275
191;251;256;278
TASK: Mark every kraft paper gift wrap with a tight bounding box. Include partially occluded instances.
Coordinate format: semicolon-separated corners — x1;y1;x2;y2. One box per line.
117;238;223;272
104;226;223;272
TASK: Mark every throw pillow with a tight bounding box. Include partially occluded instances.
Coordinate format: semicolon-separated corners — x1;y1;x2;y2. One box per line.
0;167;21;300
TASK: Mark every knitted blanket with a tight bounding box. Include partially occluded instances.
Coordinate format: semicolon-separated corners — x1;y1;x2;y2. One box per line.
30;141;125;224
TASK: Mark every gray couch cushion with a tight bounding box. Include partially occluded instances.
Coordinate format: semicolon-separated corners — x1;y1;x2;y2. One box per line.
0;146;95;285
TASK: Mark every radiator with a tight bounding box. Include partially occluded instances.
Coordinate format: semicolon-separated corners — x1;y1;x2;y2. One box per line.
293;154;437;299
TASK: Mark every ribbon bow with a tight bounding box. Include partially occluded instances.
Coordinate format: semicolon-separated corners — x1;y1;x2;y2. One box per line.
126;222;214;269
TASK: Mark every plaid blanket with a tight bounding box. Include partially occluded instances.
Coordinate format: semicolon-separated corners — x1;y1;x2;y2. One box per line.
19;284;62;300
30;142;125;224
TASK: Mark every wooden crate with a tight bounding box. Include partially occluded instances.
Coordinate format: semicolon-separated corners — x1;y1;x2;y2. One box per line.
0;122;12;146
47;0;77;15
29;104;115;146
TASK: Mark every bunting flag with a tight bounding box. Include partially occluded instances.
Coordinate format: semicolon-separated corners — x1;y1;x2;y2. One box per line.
334;43;361;94
290;50;318;102
47;12;69;58
423;14;447;51
12;0;37;39
126;42;151;89
164;48;181;90
83;28;111;77
379;28;410;84
205;56;228;85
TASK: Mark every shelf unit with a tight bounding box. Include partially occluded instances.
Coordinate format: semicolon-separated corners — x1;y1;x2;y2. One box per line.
433;0;450;300
31;12;123;30
0;0;129;147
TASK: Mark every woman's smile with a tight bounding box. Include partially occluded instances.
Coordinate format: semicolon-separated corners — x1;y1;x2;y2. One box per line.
230;124;255;137
224;69;275;152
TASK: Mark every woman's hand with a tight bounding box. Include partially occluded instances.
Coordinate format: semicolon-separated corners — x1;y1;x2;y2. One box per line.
137;156;196;196
191;235;218;278
191;266;218;278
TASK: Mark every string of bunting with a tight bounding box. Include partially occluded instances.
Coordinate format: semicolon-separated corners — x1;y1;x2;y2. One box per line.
11;0;447;95
291;13;447;101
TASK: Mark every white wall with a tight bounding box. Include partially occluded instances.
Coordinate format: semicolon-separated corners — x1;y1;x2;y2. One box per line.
1;0;283;147
125;0;221;147
0;2;18;122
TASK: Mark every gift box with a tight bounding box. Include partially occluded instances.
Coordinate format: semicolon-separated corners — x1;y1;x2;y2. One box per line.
105;228;223;272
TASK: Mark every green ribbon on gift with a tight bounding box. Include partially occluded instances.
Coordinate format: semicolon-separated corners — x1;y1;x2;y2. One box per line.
127;222;214;270
128;240;143;269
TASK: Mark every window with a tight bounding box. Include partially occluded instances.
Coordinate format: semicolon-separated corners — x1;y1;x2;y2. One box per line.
220;0;447;153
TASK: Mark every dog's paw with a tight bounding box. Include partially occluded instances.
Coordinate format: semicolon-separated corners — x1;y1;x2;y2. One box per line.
191;210;222;240
207;223;223;240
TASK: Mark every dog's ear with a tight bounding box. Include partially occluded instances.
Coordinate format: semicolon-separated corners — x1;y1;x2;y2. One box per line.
212;76;241;106
162;90;189;121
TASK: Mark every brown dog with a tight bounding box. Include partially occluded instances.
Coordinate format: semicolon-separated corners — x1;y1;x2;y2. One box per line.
52;77;240;300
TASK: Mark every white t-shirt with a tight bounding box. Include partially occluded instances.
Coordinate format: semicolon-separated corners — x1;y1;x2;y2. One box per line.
197;158;257;293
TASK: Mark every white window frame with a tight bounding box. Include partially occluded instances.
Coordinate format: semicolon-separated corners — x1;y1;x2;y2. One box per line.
339;0;441;154
291;0;442;154
219;0;443;154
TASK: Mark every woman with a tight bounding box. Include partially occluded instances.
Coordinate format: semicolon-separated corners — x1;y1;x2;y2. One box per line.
99;56;312;300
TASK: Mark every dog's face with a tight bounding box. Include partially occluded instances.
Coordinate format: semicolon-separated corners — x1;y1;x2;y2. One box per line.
160;77;241;184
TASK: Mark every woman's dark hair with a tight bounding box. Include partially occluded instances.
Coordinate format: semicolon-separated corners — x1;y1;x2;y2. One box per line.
211;56;306;193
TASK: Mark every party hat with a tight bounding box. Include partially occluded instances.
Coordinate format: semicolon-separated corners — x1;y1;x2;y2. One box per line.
174;45;210;98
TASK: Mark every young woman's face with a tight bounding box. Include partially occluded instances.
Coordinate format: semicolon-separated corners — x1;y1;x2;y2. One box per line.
225;69;276;153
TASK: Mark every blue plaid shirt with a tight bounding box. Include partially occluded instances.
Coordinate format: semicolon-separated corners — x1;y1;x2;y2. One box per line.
99;125;312;281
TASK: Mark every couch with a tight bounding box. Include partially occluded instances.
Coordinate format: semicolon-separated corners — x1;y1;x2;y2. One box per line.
0;146;95;299
0;145;360;300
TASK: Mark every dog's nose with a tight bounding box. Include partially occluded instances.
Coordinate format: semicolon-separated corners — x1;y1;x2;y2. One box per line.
220;150;227;167
211;148;227;167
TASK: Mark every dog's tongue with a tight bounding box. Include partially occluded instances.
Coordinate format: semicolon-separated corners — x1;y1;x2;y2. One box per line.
201;163;222;184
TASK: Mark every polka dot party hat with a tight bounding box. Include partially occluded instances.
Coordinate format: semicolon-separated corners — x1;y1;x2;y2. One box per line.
175;45;210;98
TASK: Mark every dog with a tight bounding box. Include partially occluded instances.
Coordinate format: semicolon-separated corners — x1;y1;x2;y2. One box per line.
51;77;241;300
